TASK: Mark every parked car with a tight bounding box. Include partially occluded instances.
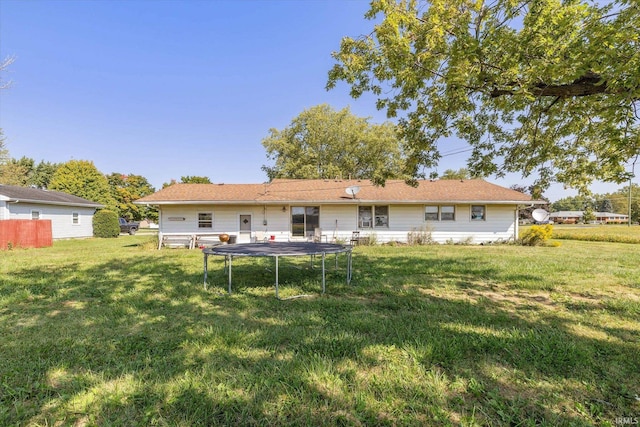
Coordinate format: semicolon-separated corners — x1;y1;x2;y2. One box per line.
119;218;139;235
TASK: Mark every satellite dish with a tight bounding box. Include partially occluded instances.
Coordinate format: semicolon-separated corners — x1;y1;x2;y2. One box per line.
532;209;549;222
345;186;360;198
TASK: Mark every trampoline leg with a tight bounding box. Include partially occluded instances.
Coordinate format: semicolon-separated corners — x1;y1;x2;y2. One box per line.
228;256;232;294
203;253;208;290
275;256;279;299
322;252;326;294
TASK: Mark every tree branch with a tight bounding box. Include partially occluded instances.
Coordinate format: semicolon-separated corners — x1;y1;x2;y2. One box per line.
490;71;634;98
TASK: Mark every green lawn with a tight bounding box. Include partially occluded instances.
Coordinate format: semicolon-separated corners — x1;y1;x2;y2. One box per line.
1;236;639;426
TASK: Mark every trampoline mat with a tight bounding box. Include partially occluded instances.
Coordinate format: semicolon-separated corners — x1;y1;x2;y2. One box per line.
203;242;350;257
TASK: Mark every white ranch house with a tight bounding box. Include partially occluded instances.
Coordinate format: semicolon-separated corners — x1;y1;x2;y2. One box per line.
136;179;539;248
0;184;103;239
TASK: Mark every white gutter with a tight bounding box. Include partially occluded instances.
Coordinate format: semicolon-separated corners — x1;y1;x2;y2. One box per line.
5;198;103;208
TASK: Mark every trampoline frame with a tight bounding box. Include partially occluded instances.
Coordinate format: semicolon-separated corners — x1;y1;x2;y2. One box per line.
202;242;353;299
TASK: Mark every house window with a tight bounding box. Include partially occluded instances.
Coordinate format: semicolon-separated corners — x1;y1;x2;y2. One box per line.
72;212;80;225
471;205;486;221
291;206;319;237
31;210;41;220
359;205;389;228
441;206;455;221
358;206;372;228
374;206;389;228
425;206;439;221
198;212;213;228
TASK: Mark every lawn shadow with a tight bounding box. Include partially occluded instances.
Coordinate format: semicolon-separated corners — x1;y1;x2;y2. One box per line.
1;246;639;425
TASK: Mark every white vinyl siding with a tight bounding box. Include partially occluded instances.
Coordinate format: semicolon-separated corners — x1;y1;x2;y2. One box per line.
6;203;95;239
319;205;357;243
156;203;518;245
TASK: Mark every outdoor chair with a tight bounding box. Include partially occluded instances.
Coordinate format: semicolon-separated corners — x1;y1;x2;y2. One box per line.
313;227;327;243
350;231;360;246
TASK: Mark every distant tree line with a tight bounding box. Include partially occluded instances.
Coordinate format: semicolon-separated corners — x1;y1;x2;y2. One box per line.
0;133;158;222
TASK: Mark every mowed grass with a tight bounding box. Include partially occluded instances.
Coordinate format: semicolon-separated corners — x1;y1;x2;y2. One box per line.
1;236;639;426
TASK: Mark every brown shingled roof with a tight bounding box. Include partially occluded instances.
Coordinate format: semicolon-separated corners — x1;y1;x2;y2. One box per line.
136;183;267;203
0;184;103;207
136;179;535;205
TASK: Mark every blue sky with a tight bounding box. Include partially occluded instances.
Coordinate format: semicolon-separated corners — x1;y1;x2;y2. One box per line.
0;0;624;201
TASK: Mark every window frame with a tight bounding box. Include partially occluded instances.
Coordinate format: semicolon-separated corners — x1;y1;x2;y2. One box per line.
31;210;41;220
359;205;390;229
471;205;486;221
72;212;80;225
197;212;213;229
440;205;455;221
425;205;439;221
291;206;320;237
374;205;389;228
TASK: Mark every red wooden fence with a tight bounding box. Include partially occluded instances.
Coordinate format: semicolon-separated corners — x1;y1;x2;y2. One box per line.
0;220;53;249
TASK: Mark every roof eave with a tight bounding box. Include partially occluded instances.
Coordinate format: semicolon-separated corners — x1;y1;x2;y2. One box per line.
5;198;103;208
136;199;536;205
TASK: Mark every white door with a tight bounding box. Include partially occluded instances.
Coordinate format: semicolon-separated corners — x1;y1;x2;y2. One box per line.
239;214;252;243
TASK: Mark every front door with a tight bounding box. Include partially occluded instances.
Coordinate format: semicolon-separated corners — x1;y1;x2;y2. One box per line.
239;214;252;243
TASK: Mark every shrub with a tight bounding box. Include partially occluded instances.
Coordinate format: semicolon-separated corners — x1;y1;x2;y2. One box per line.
521;224;553;246
366;232;378;246
138;235;159;250
93;209;120;238
407;225;434;245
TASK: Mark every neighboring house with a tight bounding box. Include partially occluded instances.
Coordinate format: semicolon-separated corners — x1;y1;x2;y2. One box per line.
549;211;629;224
548;211;583;224
135;179;541;246
0;184;103;239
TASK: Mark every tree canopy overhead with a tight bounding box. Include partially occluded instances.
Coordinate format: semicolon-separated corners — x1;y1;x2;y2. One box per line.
262;104;408;184
327;0;640;192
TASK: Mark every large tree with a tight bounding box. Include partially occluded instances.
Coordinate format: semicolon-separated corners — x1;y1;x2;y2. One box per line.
604;183;640;216
106;173;157;221
162;176;212;188
0;161;29;186
180;176;212;184
551;195;595;211
49;160;116;209
262;104;408;183
440;167;471;180
327;0;640;193
31;160;60;189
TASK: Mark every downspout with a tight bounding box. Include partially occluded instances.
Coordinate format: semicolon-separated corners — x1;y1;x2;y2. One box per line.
156;205;163;250
514;206;519;242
